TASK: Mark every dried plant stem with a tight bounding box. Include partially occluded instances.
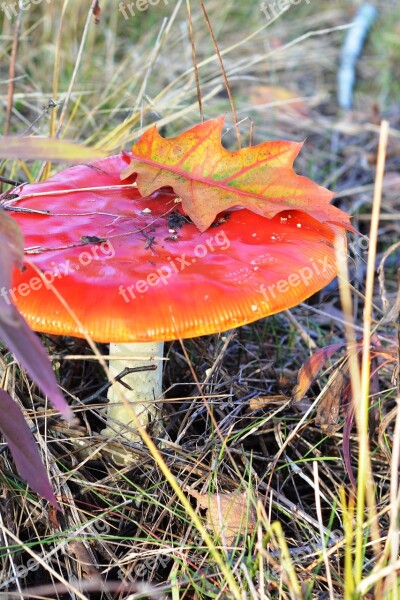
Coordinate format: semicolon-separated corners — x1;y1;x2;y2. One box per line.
40;0;71;181
387;399;400;598
313;461;335;599
4;5;22;136
355;120;389;591
55;2;96;138
186;0;203;121
200;0;241;147
335;119;389;597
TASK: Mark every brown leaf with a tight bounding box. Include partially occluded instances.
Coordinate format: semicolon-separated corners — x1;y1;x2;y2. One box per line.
315;367;347;434
292;343;345;403
92;0;101;23
187;489;256;545
249;85;310;117
68;541;103;581
248;395;287;412
48;506;61;530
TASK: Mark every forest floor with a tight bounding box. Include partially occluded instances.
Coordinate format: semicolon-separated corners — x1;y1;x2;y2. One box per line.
1;1;400;598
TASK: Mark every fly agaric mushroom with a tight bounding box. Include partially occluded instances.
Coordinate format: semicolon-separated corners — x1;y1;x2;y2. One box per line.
6;153;347;462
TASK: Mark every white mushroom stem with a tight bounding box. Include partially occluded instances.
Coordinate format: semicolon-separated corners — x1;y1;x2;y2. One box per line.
102;342;164;458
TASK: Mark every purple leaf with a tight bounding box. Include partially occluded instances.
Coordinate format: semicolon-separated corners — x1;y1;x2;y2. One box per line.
0;305;72;421
0;249;17;326
0;215;23;326
0;211;24;263
0;388;60;509
0;217;71;420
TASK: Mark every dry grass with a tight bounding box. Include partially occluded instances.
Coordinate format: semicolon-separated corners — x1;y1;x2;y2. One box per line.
1;1;400;598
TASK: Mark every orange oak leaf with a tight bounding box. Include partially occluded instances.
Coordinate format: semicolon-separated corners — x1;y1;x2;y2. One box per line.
121;117;352;233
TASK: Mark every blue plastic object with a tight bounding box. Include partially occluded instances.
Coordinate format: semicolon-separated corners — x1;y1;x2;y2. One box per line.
338;4;378;110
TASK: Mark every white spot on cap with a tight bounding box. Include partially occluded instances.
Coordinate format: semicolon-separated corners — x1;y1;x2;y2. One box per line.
251;305;258;311
101;265;116;276
142;208;151;214
297;223;302;228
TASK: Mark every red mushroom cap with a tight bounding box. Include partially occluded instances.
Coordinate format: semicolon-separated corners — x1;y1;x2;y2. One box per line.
8;154;346;343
